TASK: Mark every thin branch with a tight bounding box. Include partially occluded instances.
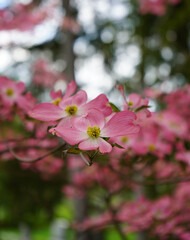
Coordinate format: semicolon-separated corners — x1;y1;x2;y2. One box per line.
80;153;90;166
108;163;190;186
7;142;67;163
139;176;190;186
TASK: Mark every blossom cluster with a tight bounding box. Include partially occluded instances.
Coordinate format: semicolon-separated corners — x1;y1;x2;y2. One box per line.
31;59;67;88
0;0;59;31
0;76;35;120
1;75;190;239
139;0;181;15
62;84;190;239
29;81;141;154
0;76;63;177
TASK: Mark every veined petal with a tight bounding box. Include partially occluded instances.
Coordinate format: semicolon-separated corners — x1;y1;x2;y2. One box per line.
72;90;87;106
101;111;140;137
79;138;99;151
72;116;90;131
72;109;105;131
29;103;66;121
50;90;63;100
98;138;112;153
128;94;141;107
82;94;112;116
55;127;88;145
87;110;105;129
60;90;87;108
62;80;77;100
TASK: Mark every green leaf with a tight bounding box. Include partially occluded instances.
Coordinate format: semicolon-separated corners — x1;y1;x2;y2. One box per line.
112;143;125;149
67;148;83;154
135;105;151;112
109;102;120;112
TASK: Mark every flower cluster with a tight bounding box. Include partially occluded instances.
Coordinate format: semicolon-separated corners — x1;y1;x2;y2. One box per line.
61;84;190;239
29;81;140;154
31;59;67;88
0;76;35;120
0;0;59;31
139;0;181;15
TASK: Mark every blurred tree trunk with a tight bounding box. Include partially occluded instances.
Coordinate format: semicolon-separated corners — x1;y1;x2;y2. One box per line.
61;2;103;239
19;223;31;240
62;0;75;81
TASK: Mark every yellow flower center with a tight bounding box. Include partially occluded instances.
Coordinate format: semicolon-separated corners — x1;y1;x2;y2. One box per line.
169;121;179;129
87;126;101;138
121;136;128;143
6;88;14;97
148;144;156;151
65;105;78;116
52;98;61;106
128;101;133;106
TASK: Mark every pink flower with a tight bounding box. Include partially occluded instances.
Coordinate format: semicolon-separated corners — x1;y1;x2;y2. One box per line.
117;85;151;118
54;109;140;153
29;90;112;122
0;76;25;107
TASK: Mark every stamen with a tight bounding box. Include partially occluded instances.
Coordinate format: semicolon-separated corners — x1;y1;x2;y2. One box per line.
65;105;78;116
52;98;61;106
128;101;133;106
6;88;14;97
87;126;101;138
121;136;128;143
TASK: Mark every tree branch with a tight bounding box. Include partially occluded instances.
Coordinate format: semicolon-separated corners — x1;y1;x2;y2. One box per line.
6;142;67;163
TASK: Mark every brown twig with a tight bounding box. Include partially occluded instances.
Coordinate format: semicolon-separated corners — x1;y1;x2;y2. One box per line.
7;142;67;163
108;163;190;186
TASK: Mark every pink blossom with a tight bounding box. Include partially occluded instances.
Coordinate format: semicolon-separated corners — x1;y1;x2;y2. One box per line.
29;90;112;122
54;109;140;153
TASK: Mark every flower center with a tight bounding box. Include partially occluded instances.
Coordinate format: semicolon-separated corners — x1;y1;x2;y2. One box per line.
52;98;61;106
128;101;133;106
6;88;14;97
65;105;78;116
121;136;128;143
148;144;156;151
87;126;101;138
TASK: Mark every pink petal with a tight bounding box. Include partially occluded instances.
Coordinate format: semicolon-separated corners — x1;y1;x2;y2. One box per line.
83;94;112;116
60;90;87;108
128;94;141;107
72;116;90;131
116;85;128;105
101;111;140;137
17;95;33;112
62;80;77;100
17;81;25;93
98;138;112;153
55;127;88;145
79;138;99;151
56;117;72;128
87;110;105;128
72;109;105;131
29;103;66;121
50;90;63;100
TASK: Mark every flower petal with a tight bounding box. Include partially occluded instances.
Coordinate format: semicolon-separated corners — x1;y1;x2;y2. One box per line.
55;127;88;145
72;109;105;131
98;138;112;153
79;138;99;151
29;103;66;121
82;94;112;116
128;94;141;107
60;90;87;108
101;111;140;137
62;80;77;100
